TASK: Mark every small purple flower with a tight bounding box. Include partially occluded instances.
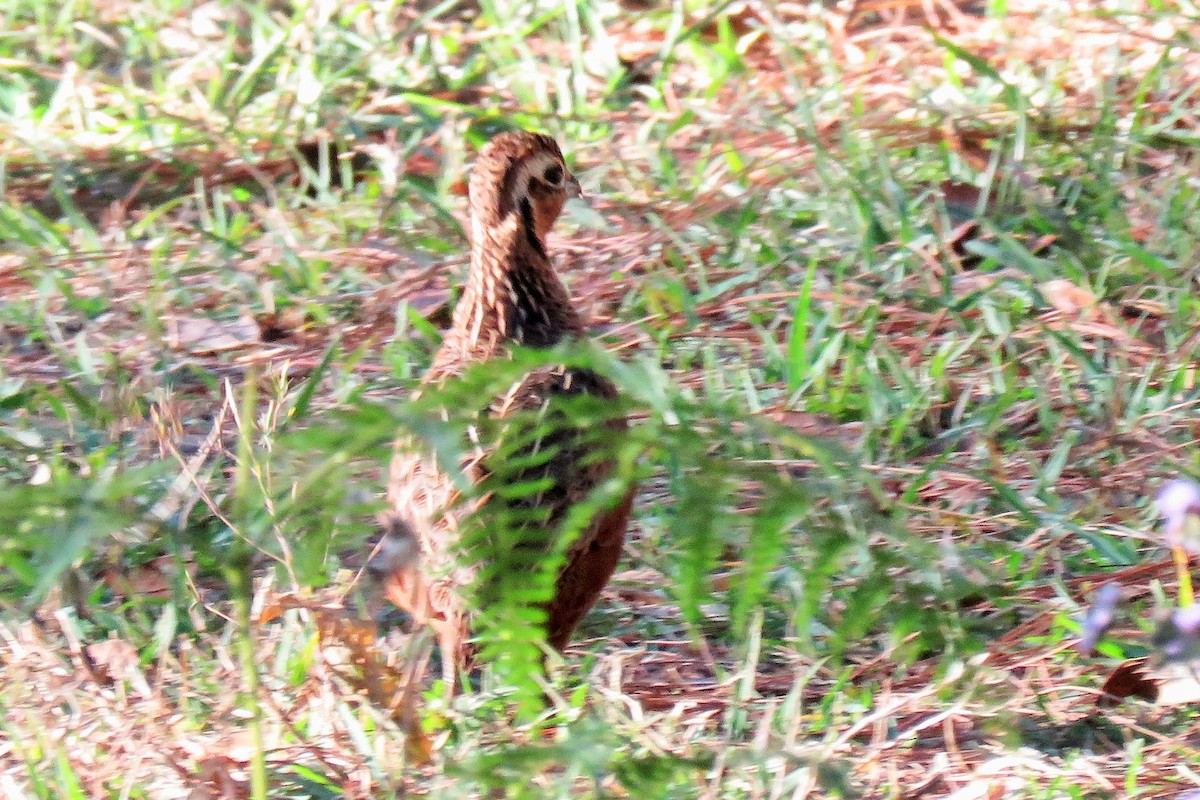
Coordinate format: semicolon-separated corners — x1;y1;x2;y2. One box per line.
1077;582;1121;654
1156;479;1200;553
1175;604;1200;636
1152;604;1200;662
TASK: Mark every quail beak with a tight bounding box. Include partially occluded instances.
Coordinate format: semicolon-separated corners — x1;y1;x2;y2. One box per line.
566;173;583;201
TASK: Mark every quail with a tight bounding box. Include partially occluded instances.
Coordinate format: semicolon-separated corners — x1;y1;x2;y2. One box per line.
372;131;635;687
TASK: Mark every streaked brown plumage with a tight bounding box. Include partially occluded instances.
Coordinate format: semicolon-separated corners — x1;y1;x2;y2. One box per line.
371;131;634;687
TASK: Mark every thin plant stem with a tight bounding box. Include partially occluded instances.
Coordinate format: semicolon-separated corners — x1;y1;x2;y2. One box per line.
1173;545;1194;608
230;369;268;800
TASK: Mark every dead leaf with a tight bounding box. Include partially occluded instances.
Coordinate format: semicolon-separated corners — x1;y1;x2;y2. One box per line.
85;638;137;681
255;307;306;342
315;608;433;764
103;555;192;600
190;754;248;800
699;2;760;40
83;636;154;698
167;313;260;353
256;601;285;625
1040;279;1099;319
1098;659;1158;707
940;181;987;215
766;408;862;448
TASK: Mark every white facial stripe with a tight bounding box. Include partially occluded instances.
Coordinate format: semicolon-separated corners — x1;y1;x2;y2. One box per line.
510;152;565;208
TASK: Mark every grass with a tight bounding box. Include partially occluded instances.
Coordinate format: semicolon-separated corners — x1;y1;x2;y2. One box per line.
3;0;1200;796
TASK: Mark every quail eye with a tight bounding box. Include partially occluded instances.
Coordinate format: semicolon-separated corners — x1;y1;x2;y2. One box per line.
543;165;563;185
